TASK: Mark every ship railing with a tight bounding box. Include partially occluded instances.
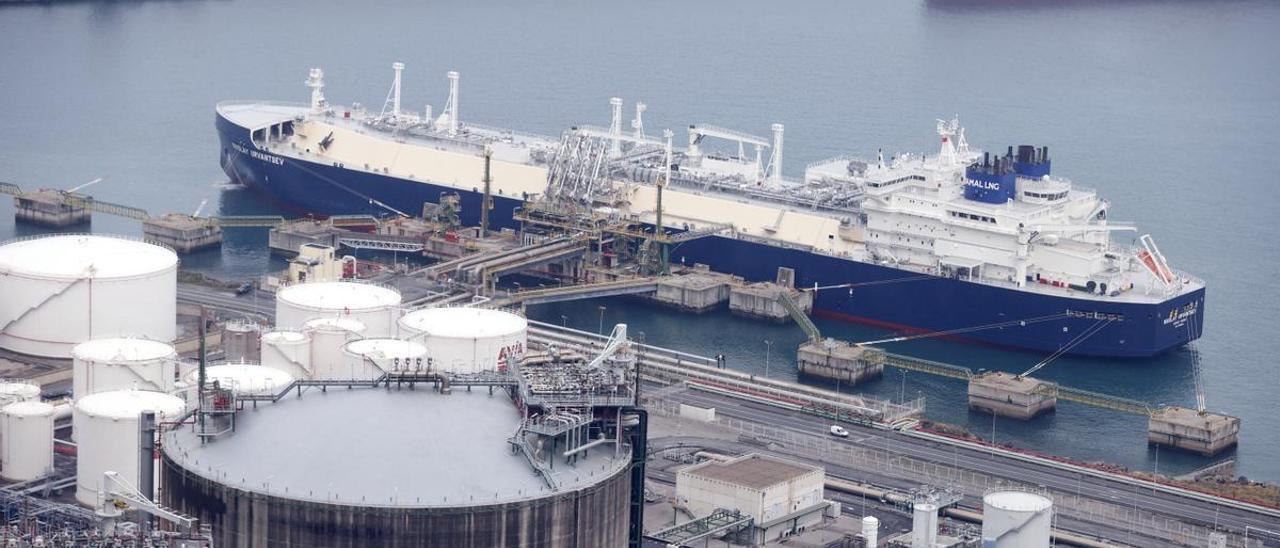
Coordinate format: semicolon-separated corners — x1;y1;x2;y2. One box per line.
805;154;861;170
465;123;558;145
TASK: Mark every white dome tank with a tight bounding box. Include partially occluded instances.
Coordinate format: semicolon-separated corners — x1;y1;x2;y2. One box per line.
981;491;1053;547
304;318;366;380
1;401;56;481
0;234;178;358
276;281;400;337
72;337;178;397
342;338;428;379
398;308;526;374
261;329;312;379
74;390;186;506
185;363;295;396
0;381;41;407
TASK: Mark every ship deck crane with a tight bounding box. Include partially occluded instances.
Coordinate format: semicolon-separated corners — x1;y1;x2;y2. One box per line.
686;124;771;182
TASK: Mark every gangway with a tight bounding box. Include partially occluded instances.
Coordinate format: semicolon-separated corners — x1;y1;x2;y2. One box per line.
337;236;424;252
779;291;821;342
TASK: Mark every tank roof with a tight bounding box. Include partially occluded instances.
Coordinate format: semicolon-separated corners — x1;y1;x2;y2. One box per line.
984;491;1053;512
344;338;427;357
278;281;401;310
72;337;175;362
2;400;55;417
162;388;629;507
0;234;176;278
262;329;308;343
400;308;527;338
75;389;186;420
189;364;295;395
304;317;366;332
0;382;41;400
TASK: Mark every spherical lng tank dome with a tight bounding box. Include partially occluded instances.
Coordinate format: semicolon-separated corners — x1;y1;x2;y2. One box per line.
398;308;527;374
72;337;178;397
74;390;187;506
186;363;295;396
1;401;56;481
0;234;177;358
276;281;400;337
981;491;1053;546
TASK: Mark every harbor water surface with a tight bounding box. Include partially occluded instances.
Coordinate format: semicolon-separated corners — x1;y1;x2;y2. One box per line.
0;0;1277;481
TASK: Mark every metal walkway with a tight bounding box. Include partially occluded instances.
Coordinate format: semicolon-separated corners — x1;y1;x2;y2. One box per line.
489;277;659;307
779;290;821;342
645;508;753;547
338;236;424;252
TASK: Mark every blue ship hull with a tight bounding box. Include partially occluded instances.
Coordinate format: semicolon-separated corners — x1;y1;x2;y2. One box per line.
218;112;1204;358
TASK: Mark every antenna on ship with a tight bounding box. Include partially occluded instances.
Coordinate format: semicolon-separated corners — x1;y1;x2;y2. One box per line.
435;71;460;136
631;102;646;142
937;117;959;166
306;68;326;113
768;123;785;184
608;97;624;156
381;61;405;120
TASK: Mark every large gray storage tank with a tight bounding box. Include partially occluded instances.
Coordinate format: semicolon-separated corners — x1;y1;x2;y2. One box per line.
161;387;631;547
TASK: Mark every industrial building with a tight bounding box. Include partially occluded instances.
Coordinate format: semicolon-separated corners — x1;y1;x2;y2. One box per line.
675;453;831;544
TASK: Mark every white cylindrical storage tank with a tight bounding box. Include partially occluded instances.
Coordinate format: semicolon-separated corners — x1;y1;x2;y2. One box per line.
1;401;56;481
0;234;178;358
0;381;41;407
74;390;186;506
398;308;527;374
185;363;295;397
981;491;1053;547
861;516;879;547
276;281;400;337
261;329;312;379
342;338;428;379
222;321;261;363
304;318;366;380
72;337;178;397
911;502;938;548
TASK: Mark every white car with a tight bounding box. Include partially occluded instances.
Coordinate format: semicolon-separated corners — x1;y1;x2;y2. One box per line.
829;425;850;438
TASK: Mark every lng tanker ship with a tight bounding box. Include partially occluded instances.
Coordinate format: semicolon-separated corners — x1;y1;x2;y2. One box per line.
216;64;1205;358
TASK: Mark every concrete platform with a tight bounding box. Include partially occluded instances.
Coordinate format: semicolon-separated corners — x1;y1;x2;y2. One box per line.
967;371;1057;420
13;189;90;227
143;213;223;253
1148;406;1240;456
651;270;736;312
728;282;813;322
268;219;344;255
796;339;884;386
